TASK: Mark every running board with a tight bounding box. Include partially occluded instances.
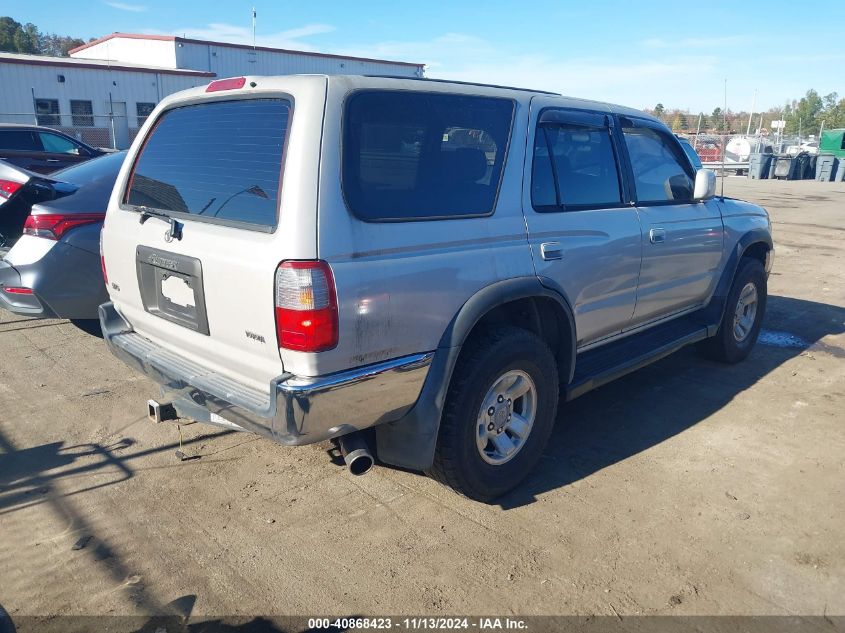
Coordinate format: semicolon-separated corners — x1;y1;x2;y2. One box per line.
565;315;711;401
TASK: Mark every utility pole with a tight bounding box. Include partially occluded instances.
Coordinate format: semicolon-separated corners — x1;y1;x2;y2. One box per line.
252;7;257;50
746;88;757;136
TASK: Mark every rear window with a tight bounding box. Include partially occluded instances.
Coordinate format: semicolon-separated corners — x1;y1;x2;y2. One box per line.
342;91;514;221
125;99;289;229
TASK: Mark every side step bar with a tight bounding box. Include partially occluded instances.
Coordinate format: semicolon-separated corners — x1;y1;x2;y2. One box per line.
566;315;711;401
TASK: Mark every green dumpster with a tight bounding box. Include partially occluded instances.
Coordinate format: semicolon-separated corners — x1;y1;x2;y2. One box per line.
819;129;845;159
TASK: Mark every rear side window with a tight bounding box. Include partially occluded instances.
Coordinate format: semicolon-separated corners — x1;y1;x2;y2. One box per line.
125;99;290;229
0;130;42;151
532;118;623;211
622;122;694;203
343;91;514;221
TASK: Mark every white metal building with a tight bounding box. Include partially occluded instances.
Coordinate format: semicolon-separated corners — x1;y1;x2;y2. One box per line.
0;33;425;149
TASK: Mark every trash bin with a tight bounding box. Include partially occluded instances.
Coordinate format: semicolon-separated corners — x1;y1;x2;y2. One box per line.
767;155;778;178
792;152;811;180
817;154;838;182
748;153;772;179
773;156;794;179
806;154;818;179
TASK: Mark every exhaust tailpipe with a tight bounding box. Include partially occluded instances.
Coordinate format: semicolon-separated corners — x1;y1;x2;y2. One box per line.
338;432;374;476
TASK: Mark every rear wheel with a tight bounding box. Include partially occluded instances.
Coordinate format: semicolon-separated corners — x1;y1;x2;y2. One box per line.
428;327;558;502
698;257;767;363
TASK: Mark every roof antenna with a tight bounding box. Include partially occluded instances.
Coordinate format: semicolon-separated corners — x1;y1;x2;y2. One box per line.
252;7;257;50
721;77;727;199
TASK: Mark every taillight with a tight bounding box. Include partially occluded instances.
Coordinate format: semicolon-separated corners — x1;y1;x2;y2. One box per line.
206;77;246;92
23;213;105;240
99;228;108;285
2;287;33;294
274;260;338;352
0;179;23;199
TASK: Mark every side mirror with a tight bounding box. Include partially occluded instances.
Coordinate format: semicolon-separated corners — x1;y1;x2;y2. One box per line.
693;169;716;200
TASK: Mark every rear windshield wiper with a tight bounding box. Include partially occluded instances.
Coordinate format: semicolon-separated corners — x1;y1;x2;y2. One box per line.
133;205;183;241
134;205;170;224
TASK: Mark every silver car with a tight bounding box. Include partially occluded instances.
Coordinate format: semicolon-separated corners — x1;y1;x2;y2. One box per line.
99;75;773;501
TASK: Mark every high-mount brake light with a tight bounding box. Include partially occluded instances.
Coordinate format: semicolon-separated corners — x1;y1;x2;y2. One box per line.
206;77;247;92
274;261;338;352
23;213;106;241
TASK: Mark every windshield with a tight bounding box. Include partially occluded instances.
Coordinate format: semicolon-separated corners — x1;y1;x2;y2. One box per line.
53;151;127;187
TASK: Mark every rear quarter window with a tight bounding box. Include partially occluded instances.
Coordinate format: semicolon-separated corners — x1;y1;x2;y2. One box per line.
125;99;290;229
342;91;514;221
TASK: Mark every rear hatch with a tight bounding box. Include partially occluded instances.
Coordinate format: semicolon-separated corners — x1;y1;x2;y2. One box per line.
101;76;326;392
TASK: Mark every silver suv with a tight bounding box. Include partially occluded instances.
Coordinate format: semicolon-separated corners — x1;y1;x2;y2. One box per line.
100;75;773;501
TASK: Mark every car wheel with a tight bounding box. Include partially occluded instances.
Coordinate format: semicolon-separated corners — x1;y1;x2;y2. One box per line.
698;257;767;363
428;327;558;502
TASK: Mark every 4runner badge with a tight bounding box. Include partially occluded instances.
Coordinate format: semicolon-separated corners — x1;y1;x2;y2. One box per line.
148;254;178;270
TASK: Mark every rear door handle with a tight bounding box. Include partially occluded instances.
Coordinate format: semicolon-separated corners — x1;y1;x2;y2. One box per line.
540;241;563;260
649;228;666;244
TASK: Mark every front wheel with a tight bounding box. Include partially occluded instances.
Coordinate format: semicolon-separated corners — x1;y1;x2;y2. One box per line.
698;257;767;363
428;327;559;502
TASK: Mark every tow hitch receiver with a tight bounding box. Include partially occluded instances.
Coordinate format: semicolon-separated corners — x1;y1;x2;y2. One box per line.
148;399;178;423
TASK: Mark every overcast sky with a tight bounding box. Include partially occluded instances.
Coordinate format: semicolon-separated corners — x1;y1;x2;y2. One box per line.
18;0;845;112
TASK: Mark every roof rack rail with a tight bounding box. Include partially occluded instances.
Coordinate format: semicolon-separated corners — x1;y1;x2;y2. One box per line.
362;75;560;96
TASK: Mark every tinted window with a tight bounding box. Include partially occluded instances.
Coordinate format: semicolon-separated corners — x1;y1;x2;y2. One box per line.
0;130;42;151
54;151;126;187
532;121;623;210
125;99;289;228
622;124;694;203
343;91;514;221
40;132;78;154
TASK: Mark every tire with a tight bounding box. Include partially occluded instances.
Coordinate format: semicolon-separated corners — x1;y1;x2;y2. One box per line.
698;257;767;363
427;327;559;502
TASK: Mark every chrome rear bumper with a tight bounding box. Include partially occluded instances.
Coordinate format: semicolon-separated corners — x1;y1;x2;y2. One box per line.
99;302;433;445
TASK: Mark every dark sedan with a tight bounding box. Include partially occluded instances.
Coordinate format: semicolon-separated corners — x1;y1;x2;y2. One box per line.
0;151;126;321
0;124;107;174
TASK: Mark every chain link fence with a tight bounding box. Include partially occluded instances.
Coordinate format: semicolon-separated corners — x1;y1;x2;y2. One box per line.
0;112;144;149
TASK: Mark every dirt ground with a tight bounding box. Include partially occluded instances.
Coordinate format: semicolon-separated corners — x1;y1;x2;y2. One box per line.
1;178;843;622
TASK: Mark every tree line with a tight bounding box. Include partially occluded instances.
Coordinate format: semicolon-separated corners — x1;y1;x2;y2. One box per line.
649;89;845;137
0;16;93;57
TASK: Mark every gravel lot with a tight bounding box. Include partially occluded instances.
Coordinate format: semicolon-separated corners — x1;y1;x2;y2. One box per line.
1;178;843;622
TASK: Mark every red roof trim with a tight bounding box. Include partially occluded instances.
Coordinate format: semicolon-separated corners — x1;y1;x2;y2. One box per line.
69;32;425;68
0;55;216;77
68;32;175;54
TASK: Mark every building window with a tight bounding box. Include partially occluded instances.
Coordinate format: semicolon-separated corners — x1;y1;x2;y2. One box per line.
70;100;94;127
136;102;156;127
35;99;60;126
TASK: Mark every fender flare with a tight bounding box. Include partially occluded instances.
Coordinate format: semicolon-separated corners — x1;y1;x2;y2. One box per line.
375;276;576;471
701;228;773;329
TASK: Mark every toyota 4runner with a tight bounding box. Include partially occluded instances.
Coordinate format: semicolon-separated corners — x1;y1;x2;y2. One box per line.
100;75;773;501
